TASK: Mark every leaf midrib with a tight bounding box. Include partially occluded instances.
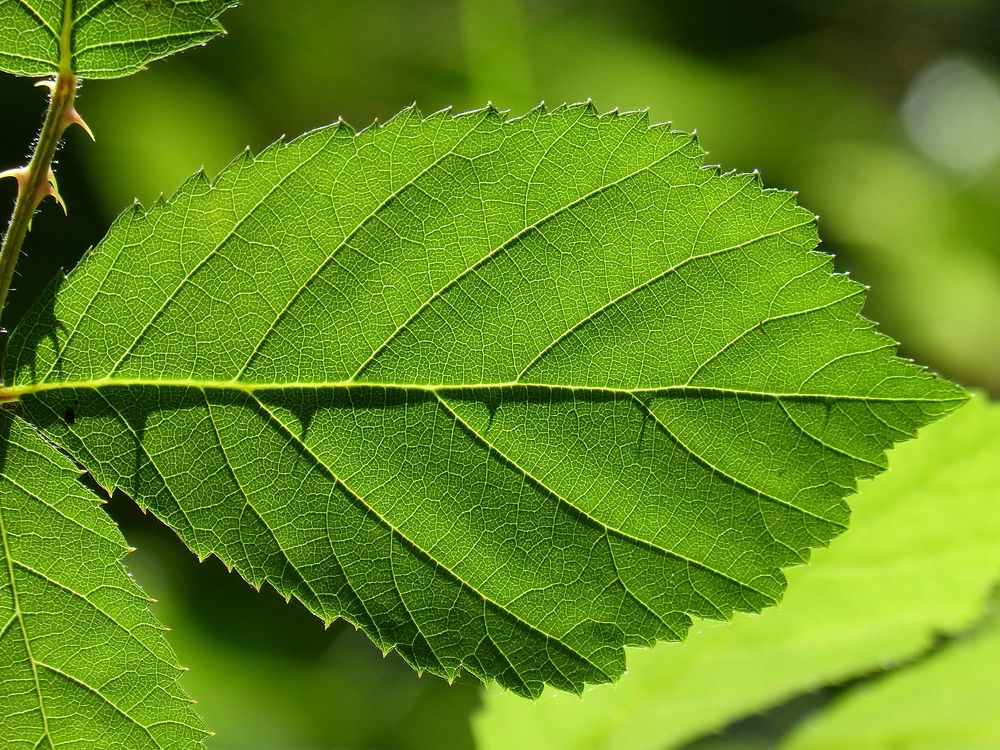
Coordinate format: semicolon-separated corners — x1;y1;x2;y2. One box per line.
1;378;967;404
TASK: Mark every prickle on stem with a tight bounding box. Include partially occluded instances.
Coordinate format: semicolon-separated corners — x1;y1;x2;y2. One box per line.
0;167;29;192
62;106;95;141
46;169;67;214
0;166;67;220
36;76;96;141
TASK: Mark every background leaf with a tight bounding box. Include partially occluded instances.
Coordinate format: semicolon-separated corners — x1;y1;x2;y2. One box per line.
0;0;235;78
784;612;1000;750
0;412;207;749
474;396;1000;749
3;105;964;696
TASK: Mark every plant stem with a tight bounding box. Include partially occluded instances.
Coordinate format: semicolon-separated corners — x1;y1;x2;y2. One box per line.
0;70;80;340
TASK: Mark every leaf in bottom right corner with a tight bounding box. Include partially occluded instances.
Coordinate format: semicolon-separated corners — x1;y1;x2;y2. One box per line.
783;611;1000;750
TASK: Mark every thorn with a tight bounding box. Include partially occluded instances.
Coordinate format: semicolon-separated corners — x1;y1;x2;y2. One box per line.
34;79;55;93
0;168;28;194
64;107;95;141
47;169;67;214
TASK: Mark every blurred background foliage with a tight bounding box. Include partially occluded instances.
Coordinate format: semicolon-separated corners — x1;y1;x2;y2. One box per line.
0;1;998;748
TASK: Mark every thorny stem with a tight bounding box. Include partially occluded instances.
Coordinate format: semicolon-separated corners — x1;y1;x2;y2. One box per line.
0;69;91;378
0;0;89;384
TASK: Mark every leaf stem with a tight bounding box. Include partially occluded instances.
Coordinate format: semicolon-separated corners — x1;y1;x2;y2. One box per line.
0;70;81;359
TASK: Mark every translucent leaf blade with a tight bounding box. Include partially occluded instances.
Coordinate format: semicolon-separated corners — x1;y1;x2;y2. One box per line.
0;0;235;78
2;104;967;696
0;412;207;749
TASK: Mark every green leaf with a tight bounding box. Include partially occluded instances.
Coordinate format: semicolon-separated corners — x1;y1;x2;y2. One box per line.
2;104;965;696
0;412;207;749
474;396;1000;749
785;614;1000;750
0;0;235;79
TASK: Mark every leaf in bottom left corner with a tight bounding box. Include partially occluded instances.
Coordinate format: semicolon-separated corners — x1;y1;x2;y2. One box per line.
0;412;207;750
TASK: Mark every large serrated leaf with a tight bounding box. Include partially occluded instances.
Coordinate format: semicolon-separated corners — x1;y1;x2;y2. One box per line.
1;104;966;696
0;412;207;749
0;0;235;78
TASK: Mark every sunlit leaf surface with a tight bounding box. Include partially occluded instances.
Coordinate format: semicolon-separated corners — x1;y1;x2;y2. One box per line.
0;0;234;78
0;413;206;749
3;104;965;695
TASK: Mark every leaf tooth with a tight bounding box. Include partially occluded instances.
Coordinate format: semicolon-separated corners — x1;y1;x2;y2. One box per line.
510;101;547;124
452;102;498;122
224;146;254;175
619;106;651;128
383;103;423;131
616;105;649;121
425;105;454;122
244;135;286;166
355;115;382;137
483;101;508;119
331;117;355;137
